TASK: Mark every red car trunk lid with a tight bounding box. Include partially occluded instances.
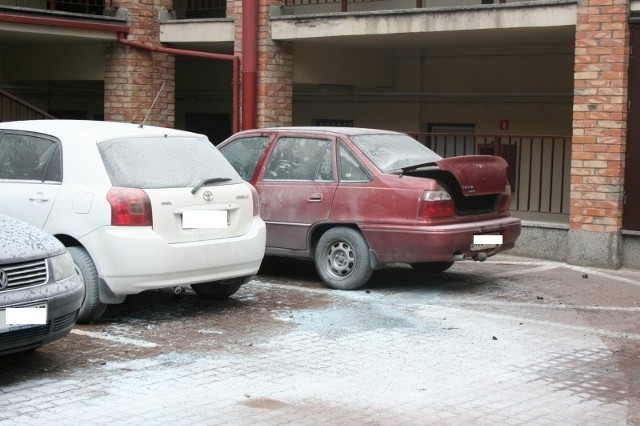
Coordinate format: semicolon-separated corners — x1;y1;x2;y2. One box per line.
435;155;508;196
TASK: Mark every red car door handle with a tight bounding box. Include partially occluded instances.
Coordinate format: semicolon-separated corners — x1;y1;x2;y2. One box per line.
308;193;323;202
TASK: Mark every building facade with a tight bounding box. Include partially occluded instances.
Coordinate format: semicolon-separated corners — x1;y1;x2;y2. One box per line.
0;0;638;268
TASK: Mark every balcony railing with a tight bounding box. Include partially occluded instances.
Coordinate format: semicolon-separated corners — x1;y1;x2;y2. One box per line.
0;0;105;15
172;0;226;19
410;132;571;215
284;0;423;12
0;88;55;122
47;0;104;15
283;0;510;13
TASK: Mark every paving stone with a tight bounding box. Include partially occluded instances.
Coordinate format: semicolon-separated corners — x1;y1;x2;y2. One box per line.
0;256;638;424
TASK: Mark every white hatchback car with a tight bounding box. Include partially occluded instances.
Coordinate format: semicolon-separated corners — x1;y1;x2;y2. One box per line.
0;120;266;323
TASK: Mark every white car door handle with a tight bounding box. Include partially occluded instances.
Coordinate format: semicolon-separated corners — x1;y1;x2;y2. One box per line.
29;193;50;202
308;193;323;202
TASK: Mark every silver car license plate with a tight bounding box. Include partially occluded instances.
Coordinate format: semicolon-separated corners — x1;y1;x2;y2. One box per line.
471;234;502;251
182;210;229;229
0;303;48;333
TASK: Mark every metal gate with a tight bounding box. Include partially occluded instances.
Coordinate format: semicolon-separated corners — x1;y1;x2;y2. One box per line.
623;24;640;232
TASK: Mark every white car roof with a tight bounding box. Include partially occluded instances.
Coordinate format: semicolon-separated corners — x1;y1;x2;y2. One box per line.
0;120;203;143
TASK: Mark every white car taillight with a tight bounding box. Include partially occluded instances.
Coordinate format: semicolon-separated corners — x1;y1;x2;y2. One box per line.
106;187;153;226
418;188;455;219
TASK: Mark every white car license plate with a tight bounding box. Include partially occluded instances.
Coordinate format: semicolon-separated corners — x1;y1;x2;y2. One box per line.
0;303;48;333
182;210;229;229
471;234;502;251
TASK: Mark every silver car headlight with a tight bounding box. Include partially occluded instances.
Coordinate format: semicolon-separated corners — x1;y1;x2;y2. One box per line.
50;251;76;281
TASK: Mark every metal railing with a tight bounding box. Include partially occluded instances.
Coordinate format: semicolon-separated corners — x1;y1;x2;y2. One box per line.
172;0;226;19
0;0;105;14
0;88;55;122
409;132;571;214
283;0;509;12
47;0;105;15
283;0;423;12
162;0;515;20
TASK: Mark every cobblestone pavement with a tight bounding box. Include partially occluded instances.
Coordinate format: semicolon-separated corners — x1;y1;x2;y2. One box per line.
1;255;639;425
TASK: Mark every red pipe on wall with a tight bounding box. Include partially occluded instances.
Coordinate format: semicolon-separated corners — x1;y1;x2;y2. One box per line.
117;33;241;133
242;0;258;130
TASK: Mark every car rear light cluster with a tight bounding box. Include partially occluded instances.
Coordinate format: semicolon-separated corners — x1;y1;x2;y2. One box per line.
249;183;260;217
497;184;512;213
107;187;153;226
418;188;455;220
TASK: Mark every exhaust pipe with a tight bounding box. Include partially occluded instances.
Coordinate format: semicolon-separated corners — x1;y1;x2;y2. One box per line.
172;286;185;295
475;252;488;262
453;253;488;262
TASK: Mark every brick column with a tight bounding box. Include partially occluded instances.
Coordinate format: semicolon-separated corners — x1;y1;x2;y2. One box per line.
234;0;293;129
569;0;630;268
104;0;175;127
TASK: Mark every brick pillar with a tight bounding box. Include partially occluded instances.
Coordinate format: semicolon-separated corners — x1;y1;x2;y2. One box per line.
234;0;293;129
569;0;630;268
104;0;175;127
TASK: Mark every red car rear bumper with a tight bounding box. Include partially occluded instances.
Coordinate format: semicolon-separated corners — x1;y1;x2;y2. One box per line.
361;217;522;265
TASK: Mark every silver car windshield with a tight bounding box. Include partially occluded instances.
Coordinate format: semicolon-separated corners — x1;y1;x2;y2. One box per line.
349;133;442;173
99;136;242;188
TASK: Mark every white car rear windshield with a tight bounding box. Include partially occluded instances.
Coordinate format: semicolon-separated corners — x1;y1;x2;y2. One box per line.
99;136;242;188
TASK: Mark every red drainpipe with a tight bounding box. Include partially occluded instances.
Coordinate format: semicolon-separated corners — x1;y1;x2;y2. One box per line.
117;33;241;133
242;0;258;130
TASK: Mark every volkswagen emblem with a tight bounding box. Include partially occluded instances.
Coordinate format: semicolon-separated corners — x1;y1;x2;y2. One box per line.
0;269;8;290
202;191;214;202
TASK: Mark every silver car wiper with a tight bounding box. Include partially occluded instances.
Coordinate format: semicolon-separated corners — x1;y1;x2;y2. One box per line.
191;177;232;194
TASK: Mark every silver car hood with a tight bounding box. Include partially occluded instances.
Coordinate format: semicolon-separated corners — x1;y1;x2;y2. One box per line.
0;214;64;263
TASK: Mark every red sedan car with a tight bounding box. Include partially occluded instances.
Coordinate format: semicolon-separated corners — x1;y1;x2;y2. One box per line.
218;127;521;290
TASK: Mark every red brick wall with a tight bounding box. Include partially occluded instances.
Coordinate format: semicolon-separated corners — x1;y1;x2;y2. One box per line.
104;0;175;127
570;0;630;233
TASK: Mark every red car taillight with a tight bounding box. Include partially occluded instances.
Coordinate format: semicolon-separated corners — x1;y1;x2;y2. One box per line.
497;184;512;213
107;187;153;226
418;188;455;220
249;184;260;217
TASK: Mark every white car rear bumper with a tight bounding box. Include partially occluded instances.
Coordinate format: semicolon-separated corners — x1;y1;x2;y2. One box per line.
80;218;266;295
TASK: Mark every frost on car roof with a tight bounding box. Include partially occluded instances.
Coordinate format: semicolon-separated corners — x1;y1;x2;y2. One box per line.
0;120;202;142
257;127;403;136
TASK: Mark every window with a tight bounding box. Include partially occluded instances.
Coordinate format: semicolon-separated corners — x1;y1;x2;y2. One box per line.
316;144;334;181
0;133;62;182
98;136;242;188
219;137;270;180
338;144;369;182
264;137;332;181
351;133;441;173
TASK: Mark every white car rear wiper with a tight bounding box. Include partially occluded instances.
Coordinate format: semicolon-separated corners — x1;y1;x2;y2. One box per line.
191;177;232;194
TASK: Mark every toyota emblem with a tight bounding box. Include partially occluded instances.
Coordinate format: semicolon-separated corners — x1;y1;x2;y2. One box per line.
0;269;8;290
202;191;214;202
